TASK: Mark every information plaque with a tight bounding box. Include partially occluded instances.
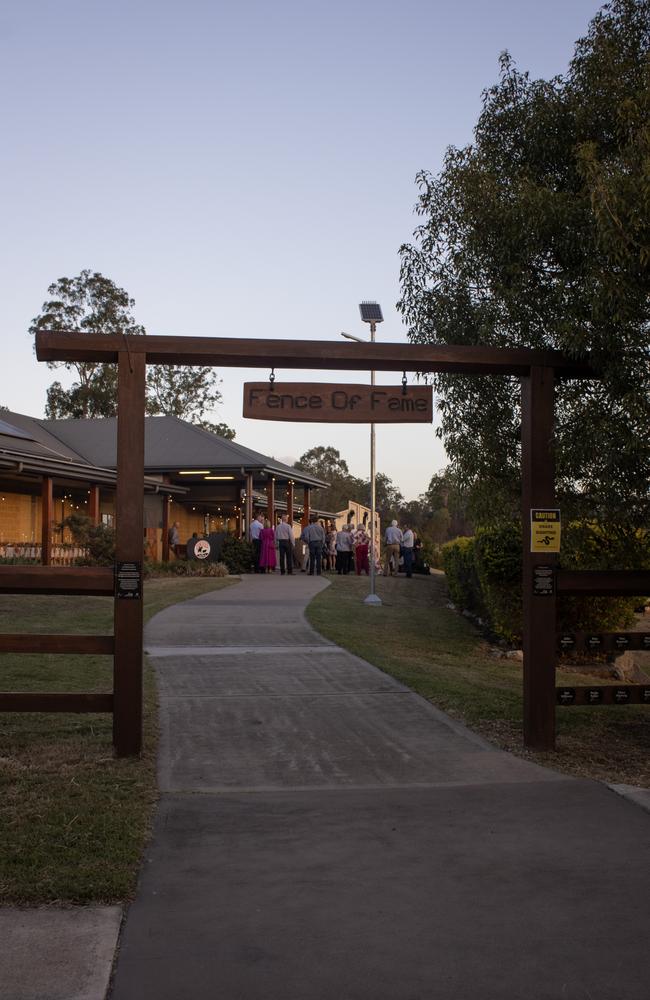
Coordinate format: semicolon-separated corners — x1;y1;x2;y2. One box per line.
533;565;555;596
115;561;142;600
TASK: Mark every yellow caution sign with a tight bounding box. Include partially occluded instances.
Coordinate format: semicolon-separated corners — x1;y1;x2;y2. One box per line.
530;508;561;553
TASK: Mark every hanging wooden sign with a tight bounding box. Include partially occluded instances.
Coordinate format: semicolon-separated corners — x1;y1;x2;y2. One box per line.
243;382;433;423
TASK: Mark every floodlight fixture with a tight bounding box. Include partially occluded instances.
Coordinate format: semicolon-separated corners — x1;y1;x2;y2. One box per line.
359;301;383;325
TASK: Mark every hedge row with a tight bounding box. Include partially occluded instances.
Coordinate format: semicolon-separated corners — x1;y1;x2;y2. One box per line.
442;524;645;644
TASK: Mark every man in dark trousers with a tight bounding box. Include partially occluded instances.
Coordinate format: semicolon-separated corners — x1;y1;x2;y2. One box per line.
275;513;294;575
249;512;264;573
302;514;326;575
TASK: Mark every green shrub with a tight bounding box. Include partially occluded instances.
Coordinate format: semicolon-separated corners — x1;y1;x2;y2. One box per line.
59;513;115;565
220;536;254;575
420;538;441;569
442;523;647;644
474;525;523;644
441;537;483;613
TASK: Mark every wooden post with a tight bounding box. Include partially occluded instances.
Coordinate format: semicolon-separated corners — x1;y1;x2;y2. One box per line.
287;481;294;524
88;484;100;525
41;476;53;566
113;349;146;756
245;473;253;540
162;491;170;562
521;366;557;751
302;487;310;527
267;477;275;525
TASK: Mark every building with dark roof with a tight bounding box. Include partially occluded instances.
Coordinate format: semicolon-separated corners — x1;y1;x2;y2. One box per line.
0;412;328;563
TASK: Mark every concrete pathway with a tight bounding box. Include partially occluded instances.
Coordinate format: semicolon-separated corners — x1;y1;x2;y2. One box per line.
110;575;649;1000
0;906;122;1000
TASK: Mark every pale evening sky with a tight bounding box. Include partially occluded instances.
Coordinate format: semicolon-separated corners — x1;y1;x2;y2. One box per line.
0;0;601;499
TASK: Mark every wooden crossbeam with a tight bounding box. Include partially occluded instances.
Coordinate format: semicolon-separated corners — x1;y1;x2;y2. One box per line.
35;331;596;378
557;570;650;596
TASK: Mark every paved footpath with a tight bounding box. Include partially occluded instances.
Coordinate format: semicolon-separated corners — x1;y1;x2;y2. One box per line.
110;575;649;1000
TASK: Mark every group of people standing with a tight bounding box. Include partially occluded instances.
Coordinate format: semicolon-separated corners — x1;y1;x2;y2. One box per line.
248;513;377;577
383;519;418;578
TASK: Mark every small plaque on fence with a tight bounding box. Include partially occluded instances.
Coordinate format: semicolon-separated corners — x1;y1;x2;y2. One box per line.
558;634;576;652
613;687;630;705
115;561;142;599
586;635;602;651
557;688;576;705
641;635;650;651
586;688;603;705
614;634;630;651
642;688;650;704
533;565;555;596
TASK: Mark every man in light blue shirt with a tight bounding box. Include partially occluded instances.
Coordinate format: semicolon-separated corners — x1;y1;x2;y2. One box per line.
384;520;403;577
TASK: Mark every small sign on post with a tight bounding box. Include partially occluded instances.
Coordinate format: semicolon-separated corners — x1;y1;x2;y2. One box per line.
115;561;142;600
533;564;555;596
530;508;561;552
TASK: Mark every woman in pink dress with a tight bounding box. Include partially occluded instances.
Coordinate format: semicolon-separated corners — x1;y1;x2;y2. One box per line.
258;519;277;573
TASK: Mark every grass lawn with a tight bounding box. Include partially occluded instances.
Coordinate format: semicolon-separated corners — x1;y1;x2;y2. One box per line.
0;576;238;905
306;573;650;789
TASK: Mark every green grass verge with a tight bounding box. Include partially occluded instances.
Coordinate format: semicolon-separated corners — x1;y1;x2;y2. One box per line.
306;573;650;788
0;576;238;904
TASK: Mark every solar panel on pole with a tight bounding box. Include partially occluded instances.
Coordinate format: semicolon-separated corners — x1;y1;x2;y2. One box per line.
359;301;384;324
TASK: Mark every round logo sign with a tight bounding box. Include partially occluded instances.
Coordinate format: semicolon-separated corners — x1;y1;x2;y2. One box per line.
193;539;211;560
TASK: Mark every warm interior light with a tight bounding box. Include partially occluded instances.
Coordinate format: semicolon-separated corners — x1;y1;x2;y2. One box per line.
179;470;211;475
204;475;235;480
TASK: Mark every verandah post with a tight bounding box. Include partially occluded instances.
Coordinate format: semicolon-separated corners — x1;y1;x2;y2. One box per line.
41;475;53;566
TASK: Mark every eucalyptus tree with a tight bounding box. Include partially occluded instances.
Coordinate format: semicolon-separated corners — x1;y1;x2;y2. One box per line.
30;270;235;437
398;0;650;550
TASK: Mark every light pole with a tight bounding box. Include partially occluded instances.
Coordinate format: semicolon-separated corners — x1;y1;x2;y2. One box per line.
341;300;383;606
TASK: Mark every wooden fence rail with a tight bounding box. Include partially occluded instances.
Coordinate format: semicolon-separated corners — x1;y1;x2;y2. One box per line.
0;567;116;722
0;565;114;595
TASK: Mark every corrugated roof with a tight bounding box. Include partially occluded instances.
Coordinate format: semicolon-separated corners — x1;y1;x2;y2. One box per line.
39;415;328;487
0;412;186;494
2;412;89;463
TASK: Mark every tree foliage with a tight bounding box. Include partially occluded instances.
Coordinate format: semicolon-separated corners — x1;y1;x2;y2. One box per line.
30;271;145;418
398;0;650;538
296;446;365;514
30;270;235;437
295;446;404;523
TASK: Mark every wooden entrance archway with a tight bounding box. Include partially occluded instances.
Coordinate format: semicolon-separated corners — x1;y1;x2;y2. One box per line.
0;331;645;756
